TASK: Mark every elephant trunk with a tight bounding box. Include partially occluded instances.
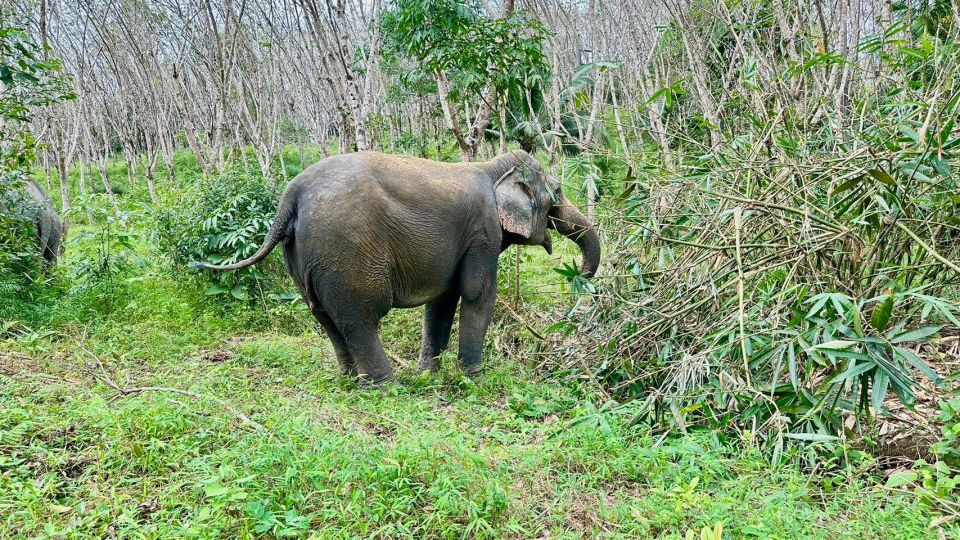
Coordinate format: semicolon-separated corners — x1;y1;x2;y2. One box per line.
550;196;601;278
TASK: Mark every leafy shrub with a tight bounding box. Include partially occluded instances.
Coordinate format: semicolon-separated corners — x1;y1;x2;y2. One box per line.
0;24;72;281
156;166;285;301
0;174;45;279
544;3;960;462
933;398;960;465
67;207;146;314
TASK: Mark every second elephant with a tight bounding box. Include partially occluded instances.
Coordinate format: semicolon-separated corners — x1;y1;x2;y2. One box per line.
194;150;600;384
26;181;63;265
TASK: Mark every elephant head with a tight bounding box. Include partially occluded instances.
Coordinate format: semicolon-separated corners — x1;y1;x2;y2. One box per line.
488;150;601;278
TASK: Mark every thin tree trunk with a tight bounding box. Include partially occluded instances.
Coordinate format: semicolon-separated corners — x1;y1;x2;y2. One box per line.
609;76;631;162
77;157;94;223
97;158;120;213
54;147;70;240
499;92;508;155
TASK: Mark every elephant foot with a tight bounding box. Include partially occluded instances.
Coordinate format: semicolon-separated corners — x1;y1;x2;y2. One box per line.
462;363;483;378
418;356;440;374
337;363;358;378
356;371;397;390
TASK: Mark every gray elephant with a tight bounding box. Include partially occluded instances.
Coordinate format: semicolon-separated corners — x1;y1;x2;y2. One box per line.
26;181;63;265
193;150;600;384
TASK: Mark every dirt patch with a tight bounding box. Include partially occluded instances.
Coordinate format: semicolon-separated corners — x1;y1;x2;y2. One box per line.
201;349;233;363
362;421;396;440
872;336;960;467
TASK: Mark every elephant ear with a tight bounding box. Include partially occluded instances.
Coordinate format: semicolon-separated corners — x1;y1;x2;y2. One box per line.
494;166;535;239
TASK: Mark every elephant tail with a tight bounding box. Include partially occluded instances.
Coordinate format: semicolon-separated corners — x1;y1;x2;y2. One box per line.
189;194;296;272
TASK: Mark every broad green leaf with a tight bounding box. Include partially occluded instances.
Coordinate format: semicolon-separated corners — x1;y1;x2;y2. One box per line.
872;370;889;414
884;471;918;488
230;286;249;301
867;169;896;187
204;482;230;497
894;347;941;383
833;360;876;383
890;326;941;344
204;284;229;296
783;432;840;442
931;156;951;178
812;340;857;351
897;125;920;144
831;176;862;195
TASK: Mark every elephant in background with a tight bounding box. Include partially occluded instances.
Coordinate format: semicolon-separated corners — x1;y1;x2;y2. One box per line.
26;181;63;265
194;150;600;384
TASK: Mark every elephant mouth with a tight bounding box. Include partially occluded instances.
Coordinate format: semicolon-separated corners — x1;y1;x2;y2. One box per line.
540;235;553;255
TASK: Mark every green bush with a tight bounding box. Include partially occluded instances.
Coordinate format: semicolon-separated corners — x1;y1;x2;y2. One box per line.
0;175;45;279
67;208;146;315
155;165;286;301
0;24;72;282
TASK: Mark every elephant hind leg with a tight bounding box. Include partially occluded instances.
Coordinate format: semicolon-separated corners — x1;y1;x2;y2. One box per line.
312;307;356;377
296;265;356;377
337;319;396;386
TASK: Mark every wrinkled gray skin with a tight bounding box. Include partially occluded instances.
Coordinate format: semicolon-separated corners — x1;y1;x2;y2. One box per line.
26;181;63;265
195;150;600;384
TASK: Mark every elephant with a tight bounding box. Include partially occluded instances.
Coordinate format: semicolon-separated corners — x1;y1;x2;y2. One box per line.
26;181;63;265
193;150;600;384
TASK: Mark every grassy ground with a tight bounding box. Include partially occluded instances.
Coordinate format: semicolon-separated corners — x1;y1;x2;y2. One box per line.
2;149;953;538
0;249;948;539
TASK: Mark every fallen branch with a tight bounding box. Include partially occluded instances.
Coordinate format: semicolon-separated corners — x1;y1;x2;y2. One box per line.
497;298;546;341
78;342;268;433
894;220;960;275
114;385;268;433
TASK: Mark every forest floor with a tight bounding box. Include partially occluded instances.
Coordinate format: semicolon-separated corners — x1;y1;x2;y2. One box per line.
1;160;955;537
0;273;950;538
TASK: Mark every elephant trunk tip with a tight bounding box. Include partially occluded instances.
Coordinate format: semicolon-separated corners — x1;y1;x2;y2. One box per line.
551;197;601;280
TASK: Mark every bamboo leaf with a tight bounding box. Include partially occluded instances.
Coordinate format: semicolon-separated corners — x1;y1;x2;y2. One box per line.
812;340;858;351
870;294;895;332
894;347;941;383
833;360;876;383
867;169;896;186
890;326;941;344
872;371;889;414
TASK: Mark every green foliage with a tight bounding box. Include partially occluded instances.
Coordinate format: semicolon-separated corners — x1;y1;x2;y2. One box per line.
567;3;960;463
0;23;72;280
67;209;146;315
881;403;960;527
383;0;548;94
382;0;550;153
933;398;960;464
155;166;283;301
0;308;948;537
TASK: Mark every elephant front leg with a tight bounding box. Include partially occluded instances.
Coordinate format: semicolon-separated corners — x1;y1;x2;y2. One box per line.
419;289;460;373
457;255;498;376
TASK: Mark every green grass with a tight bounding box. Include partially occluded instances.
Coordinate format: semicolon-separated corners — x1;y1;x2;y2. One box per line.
1;150;953;538
0;274;950;539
